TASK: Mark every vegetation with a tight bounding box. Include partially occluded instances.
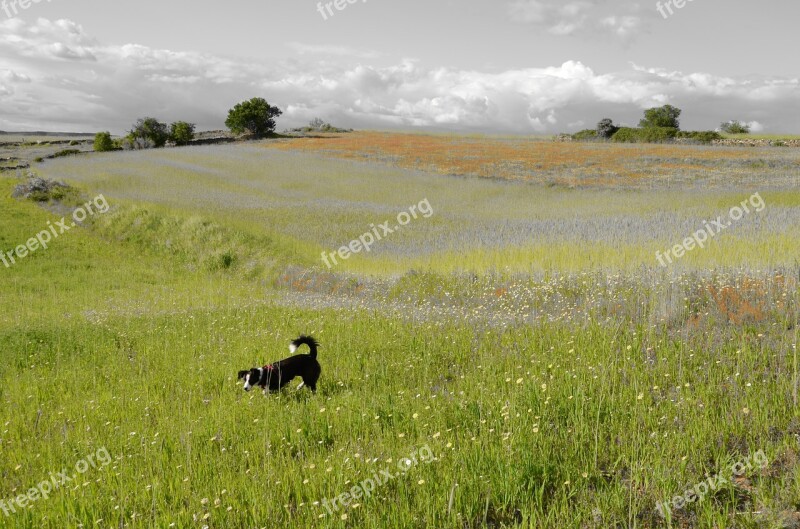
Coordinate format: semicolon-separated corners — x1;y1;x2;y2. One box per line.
286;118;354;134
566;106;727;145
720;120;751;134
225;97;283;137
263;130;800;190
128;117;170;148
675;130;723;144
570;129;597;141
595;118;619;139
169;121;196;146
93;131;115;152
50;148;83;158
639;104;682;130
0;136;792;527
611;126;678;143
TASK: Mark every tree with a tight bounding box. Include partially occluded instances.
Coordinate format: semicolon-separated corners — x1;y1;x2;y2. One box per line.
720;120;750;134
596;118;619;139
93;131;115;152
225;98;282;137
169;121;196;146
639;105;682;130
309;117;326;131
130;117;169;148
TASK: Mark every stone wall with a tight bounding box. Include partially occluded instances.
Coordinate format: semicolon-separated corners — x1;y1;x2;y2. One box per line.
710;138;800;147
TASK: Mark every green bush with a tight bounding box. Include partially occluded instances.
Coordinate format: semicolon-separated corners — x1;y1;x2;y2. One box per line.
169;121;196;146
610;128;640;143
571;129;598;141
611;127;678;143
676;130;723;144
51;149;82;158
130;118;169;148
94;132;115;152
720;120;750;134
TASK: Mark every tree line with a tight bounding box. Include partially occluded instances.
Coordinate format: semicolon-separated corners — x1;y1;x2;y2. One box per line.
94;97;282;152
571;105;754;144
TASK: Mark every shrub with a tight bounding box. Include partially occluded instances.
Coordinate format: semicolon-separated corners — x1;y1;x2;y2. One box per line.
611;127;678;143
596;119;620;139
12;177;73;202
225;97;282;137
129;118;169;148
121;134;155;150
94;131;115;152
169;121;196;146
610;128;639;143
51;149;82;158
571;129;598;141
676;130;723;144
720;120;750;134
309;117;326;130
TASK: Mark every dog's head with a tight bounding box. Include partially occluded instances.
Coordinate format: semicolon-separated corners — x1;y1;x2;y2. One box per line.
237;368;263;392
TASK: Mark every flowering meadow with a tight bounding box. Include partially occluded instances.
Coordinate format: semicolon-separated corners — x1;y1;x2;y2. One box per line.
1;134;798;528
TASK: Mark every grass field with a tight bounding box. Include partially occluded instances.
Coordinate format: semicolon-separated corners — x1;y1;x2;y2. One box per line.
1;133;799;528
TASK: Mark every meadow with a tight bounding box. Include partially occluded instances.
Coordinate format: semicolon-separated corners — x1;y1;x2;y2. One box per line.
0;134;799;528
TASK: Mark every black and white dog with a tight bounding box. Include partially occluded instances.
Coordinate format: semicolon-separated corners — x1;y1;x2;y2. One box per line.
238;336;321;393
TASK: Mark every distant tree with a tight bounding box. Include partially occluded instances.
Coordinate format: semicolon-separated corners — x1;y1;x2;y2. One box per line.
93;131;115;152
309;117;326;131
720;120;750;134
169;121;196;146
639;105;682;130
225;98;282;137
596;118;620;139
130;117;169;148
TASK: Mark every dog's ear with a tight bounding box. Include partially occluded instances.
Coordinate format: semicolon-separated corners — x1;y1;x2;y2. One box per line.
237;370;248;380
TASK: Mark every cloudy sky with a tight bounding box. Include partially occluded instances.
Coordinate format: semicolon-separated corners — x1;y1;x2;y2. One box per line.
1;0;798;134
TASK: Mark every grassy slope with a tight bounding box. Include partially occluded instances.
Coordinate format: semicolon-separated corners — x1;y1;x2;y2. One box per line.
1;139;799;528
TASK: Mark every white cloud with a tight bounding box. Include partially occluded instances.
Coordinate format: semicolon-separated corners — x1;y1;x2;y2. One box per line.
0;69;31;83
599;15;642;39
0;18;798;134
507;0;645;40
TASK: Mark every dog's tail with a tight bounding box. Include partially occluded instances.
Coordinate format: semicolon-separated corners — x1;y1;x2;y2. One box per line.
290;335;319;358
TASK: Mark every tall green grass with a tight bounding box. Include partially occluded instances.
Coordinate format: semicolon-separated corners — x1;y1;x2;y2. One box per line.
1;142;799;528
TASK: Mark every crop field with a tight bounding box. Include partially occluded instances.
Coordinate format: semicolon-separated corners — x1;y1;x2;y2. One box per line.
1;134;799;528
